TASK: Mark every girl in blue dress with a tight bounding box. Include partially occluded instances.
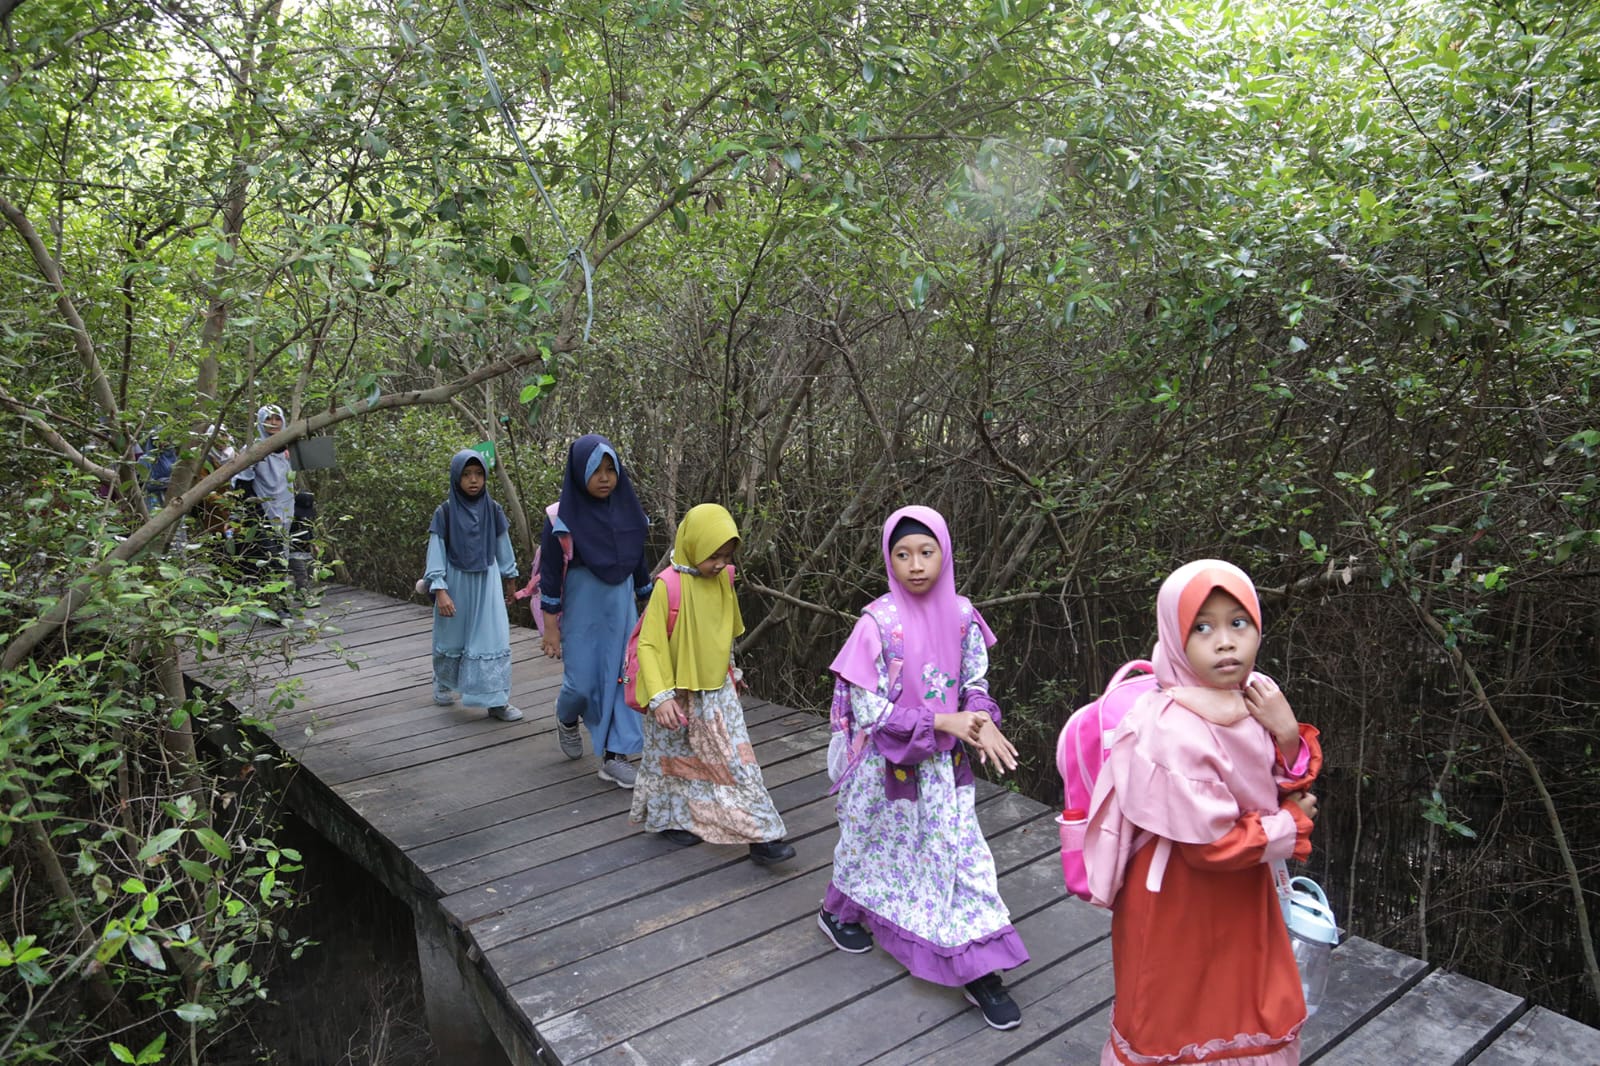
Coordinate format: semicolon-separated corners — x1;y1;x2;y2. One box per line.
538;434;652;787
425;450;521;720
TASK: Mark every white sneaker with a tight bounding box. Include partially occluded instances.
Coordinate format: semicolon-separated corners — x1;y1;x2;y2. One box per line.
432;688;458;706
487;704;523;722
598;756;637;789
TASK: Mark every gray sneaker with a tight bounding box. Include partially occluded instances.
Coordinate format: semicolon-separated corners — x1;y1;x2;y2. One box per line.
598;756;637;789
432;687;458;706
487;704;524;722
556;719;583;759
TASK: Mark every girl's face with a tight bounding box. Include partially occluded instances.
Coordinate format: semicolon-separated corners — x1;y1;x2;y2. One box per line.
890;534;942;595
263;414;284;435
695;538;737;578
1184;588;1261;688
586;453;618;499
458;461;486;498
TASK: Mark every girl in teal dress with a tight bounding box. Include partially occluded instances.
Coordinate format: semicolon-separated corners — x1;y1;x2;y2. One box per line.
425;450;522;720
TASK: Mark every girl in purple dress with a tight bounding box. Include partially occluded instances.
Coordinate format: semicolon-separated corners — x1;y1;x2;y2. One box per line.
820;505;1028;1030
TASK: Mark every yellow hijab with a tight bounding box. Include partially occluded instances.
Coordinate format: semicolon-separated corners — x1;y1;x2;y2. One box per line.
637;503;745;694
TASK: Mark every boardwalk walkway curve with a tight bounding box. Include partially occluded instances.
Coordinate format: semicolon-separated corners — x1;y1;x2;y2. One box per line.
187;586;1600;1065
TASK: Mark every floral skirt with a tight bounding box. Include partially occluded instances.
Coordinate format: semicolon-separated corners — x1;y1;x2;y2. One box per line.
826;746;1027;986
629;678;786;845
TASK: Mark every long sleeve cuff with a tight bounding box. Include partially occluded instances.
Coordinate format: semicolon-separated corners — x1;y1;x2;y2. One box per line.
961;688;1001;724
1261;808;1303;863
873;702;938;764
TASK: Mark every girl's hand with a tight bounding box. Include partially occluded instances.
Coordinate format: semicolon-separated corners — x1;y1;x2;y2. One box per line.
1244;676;1299;761
541;616;562;660
435;589;456;618
653;697;686;730
970;717;1019;774
1288;790;1319;822
934;711;986;743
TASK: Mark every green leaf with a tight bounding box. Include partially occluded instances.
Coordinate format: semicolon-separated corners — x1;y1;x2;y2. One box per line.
175;1002;217;1024
781;148;803;173
136;827;184;863
193;827;232;862
129;933;166;970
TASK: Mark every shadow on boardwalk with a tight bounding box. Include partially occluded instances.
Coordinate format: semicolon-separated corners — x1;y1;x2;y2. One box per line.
188;586;1600;1066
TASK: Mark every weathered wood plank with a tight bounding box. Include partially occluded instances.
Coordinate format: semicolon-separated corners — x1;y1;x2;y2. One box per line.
494;791;1045;998
1471;1006;1600;1066
557;823;1067;1065
458;792;844;949
728;859;1110;1066
1301;936;1429;1059
857;935;1115;1066
1312;968;1524;1066
418;747;835;894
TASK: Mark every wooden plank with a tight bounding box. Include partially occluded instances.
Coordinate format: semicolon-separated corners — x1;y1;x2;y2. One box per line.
1313;968;1524;1066
455;791;845;947
1003;1008;1113;1065
1302;936;1429;1059
372;703;806;851
495;791;1045;998
1471;1006;1600;1065
559;843;1071;1066
856;935;1115;1066
421;755;834;896
416;728;829;874
729;857;1110;1066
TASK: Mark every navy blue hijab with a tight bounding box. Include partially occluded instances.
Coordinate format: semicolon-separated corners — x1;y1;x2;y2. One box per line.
557;434;648;585
429;450;508;571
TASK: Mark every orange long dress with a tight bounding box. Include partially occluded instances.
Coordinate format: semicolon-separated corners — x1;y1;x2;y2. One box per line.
1103;730;1321;1066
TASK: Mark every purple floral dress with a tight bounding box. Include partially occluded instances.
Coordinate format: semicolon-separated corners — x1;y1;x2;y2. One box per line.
824;602;1029;986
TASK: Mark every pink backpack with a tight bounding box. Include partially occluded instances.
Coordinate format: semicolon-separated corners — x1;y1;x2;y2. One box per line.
621;566;735;712
1055;659;1156;900
512;503;571;636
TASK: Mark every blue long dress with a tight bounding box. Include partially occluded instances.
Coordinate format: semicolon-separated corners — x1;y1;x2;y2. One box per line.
427;530;518;707
541;512;648;756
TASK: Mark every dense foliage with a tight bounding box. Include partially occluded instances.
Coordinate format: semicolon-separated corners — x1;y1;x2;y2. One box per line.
3;0;1596;1060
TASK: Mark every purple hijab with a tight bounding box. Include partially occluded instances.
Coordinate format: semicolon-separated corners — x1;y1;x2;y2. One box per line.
556;434;648;586
831;505;995;702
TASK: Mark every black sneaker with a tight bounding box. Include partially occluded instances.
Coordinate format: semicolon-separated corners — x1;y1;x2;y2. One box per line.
817;908;873;953
747;839;796;866
660;829;701;846
963;973;1022;1030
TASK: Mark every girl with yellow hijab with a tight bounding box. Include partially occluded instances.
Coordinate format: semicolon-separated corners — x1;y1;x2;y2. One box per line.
629;504;794;865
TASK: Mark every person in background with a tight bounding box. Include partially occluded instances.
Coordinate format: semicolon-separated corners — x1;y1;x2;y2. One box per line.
425;450;522;722
231;404;293;590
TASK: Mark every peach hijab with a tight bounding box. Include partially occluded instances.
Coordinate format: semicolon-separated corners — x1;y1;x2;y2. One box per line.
1083;560;1283;905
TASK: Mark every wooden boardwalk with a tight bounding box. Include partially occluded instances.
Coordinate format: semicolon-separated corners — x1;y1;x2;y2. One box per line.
192;586;1600;1065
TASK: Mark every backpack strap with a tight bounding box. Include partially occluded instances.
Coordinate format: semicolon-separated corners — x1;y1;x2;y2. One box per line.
656;564;734;636
545;501;573;564
829;603;905;793
659;568;682;633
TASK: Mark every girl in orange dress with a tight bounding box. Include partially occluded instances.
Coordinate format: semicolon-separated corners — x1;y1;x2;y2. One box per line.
1083;560;1322;1065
